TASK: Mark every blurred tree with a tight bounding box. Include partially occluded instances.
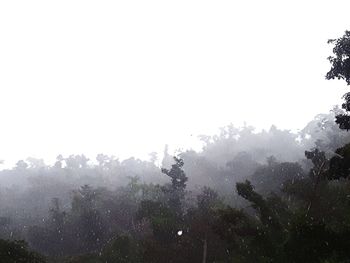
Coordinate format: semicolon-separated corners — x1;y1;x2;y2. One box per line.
149;152;158;164
0;239;46;263
26;158;46;170
251;158;305;196
187;187;226;263
54;154;64;169
65;155;89;169
161;145;173;169
215;180;286;262
328;143;350;179
100;235;141;263
15;160;28;170
71;185;106;253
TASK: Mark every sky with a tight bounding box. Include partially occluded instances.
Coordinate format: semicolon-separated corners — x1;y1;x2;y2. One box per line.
0;0;350;166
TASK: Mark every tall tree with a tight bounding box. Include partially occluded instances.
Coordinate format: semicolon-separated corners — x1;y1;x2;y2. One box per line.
161;157;188;218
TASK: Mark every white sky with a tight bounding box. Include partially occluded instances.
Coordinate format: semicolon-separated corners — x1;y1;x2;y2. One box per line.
0;0;349;166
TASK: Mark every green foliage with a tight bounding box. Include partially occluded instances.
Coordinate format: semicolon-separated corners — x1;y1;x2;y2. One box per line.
213;139;350;263
326;31;350;85
250;159;305;195
160;157;188;222
99;235;141;263
161;157;188;192
236;180;281;229
326;31;350;130
16;140;350;263
137;200;178;242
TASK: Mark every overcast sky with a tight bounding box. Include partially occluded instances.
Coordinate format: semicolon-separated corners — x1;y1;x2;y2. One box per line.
0;0;349;166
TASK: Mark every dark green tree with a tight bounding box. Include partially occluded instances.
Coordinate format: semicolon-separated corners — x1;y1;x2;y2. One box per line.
328;143;350;179
326;30;350;130
161;157;188;218
250;158;305;196
215;180;287;262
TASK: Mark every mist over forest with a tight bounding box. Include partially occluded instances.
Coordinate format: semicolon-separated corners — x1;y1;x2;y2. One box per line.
4;1;350;262
2;101;350;263
0;108;347;219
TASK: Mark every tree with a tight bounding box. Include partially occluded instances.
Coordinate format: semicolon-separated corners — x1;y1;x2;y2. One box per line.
328;143;350;179
187;187;226;263
15;160;28;170
161;157;188;218
0;239;46;263
214;180;287;262
326;30;350;130
250;158;305;196
236;180;282;231
326;31;350;84
71;185;106;253
28;198;68;257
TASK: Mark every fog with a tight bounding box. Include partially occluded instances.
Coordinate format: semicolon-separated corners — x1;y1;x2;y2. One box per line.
2;1;350;262
0;107;350;261
1;0;350;167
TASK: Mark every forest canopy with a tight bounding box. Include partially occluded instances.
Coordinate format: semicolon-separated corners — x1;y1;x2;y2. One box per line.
1;31;350;263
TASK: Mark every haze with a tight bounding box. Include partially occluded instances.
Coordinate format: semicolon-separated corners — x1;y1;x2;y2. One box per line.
0;0;349;166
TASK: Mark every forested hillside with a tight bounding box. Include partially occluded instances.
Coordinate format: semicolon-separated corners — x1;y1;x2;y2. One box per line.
2;31;350;263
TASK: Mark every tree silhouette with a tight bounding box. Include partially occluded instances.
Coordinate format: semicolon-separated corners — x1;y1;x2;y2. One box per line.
326;30;350;130
161;157;188;218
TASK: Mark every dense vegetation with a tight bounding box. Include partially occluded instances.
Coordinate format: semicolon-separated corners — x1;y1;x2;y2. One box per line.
2;31;350;262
